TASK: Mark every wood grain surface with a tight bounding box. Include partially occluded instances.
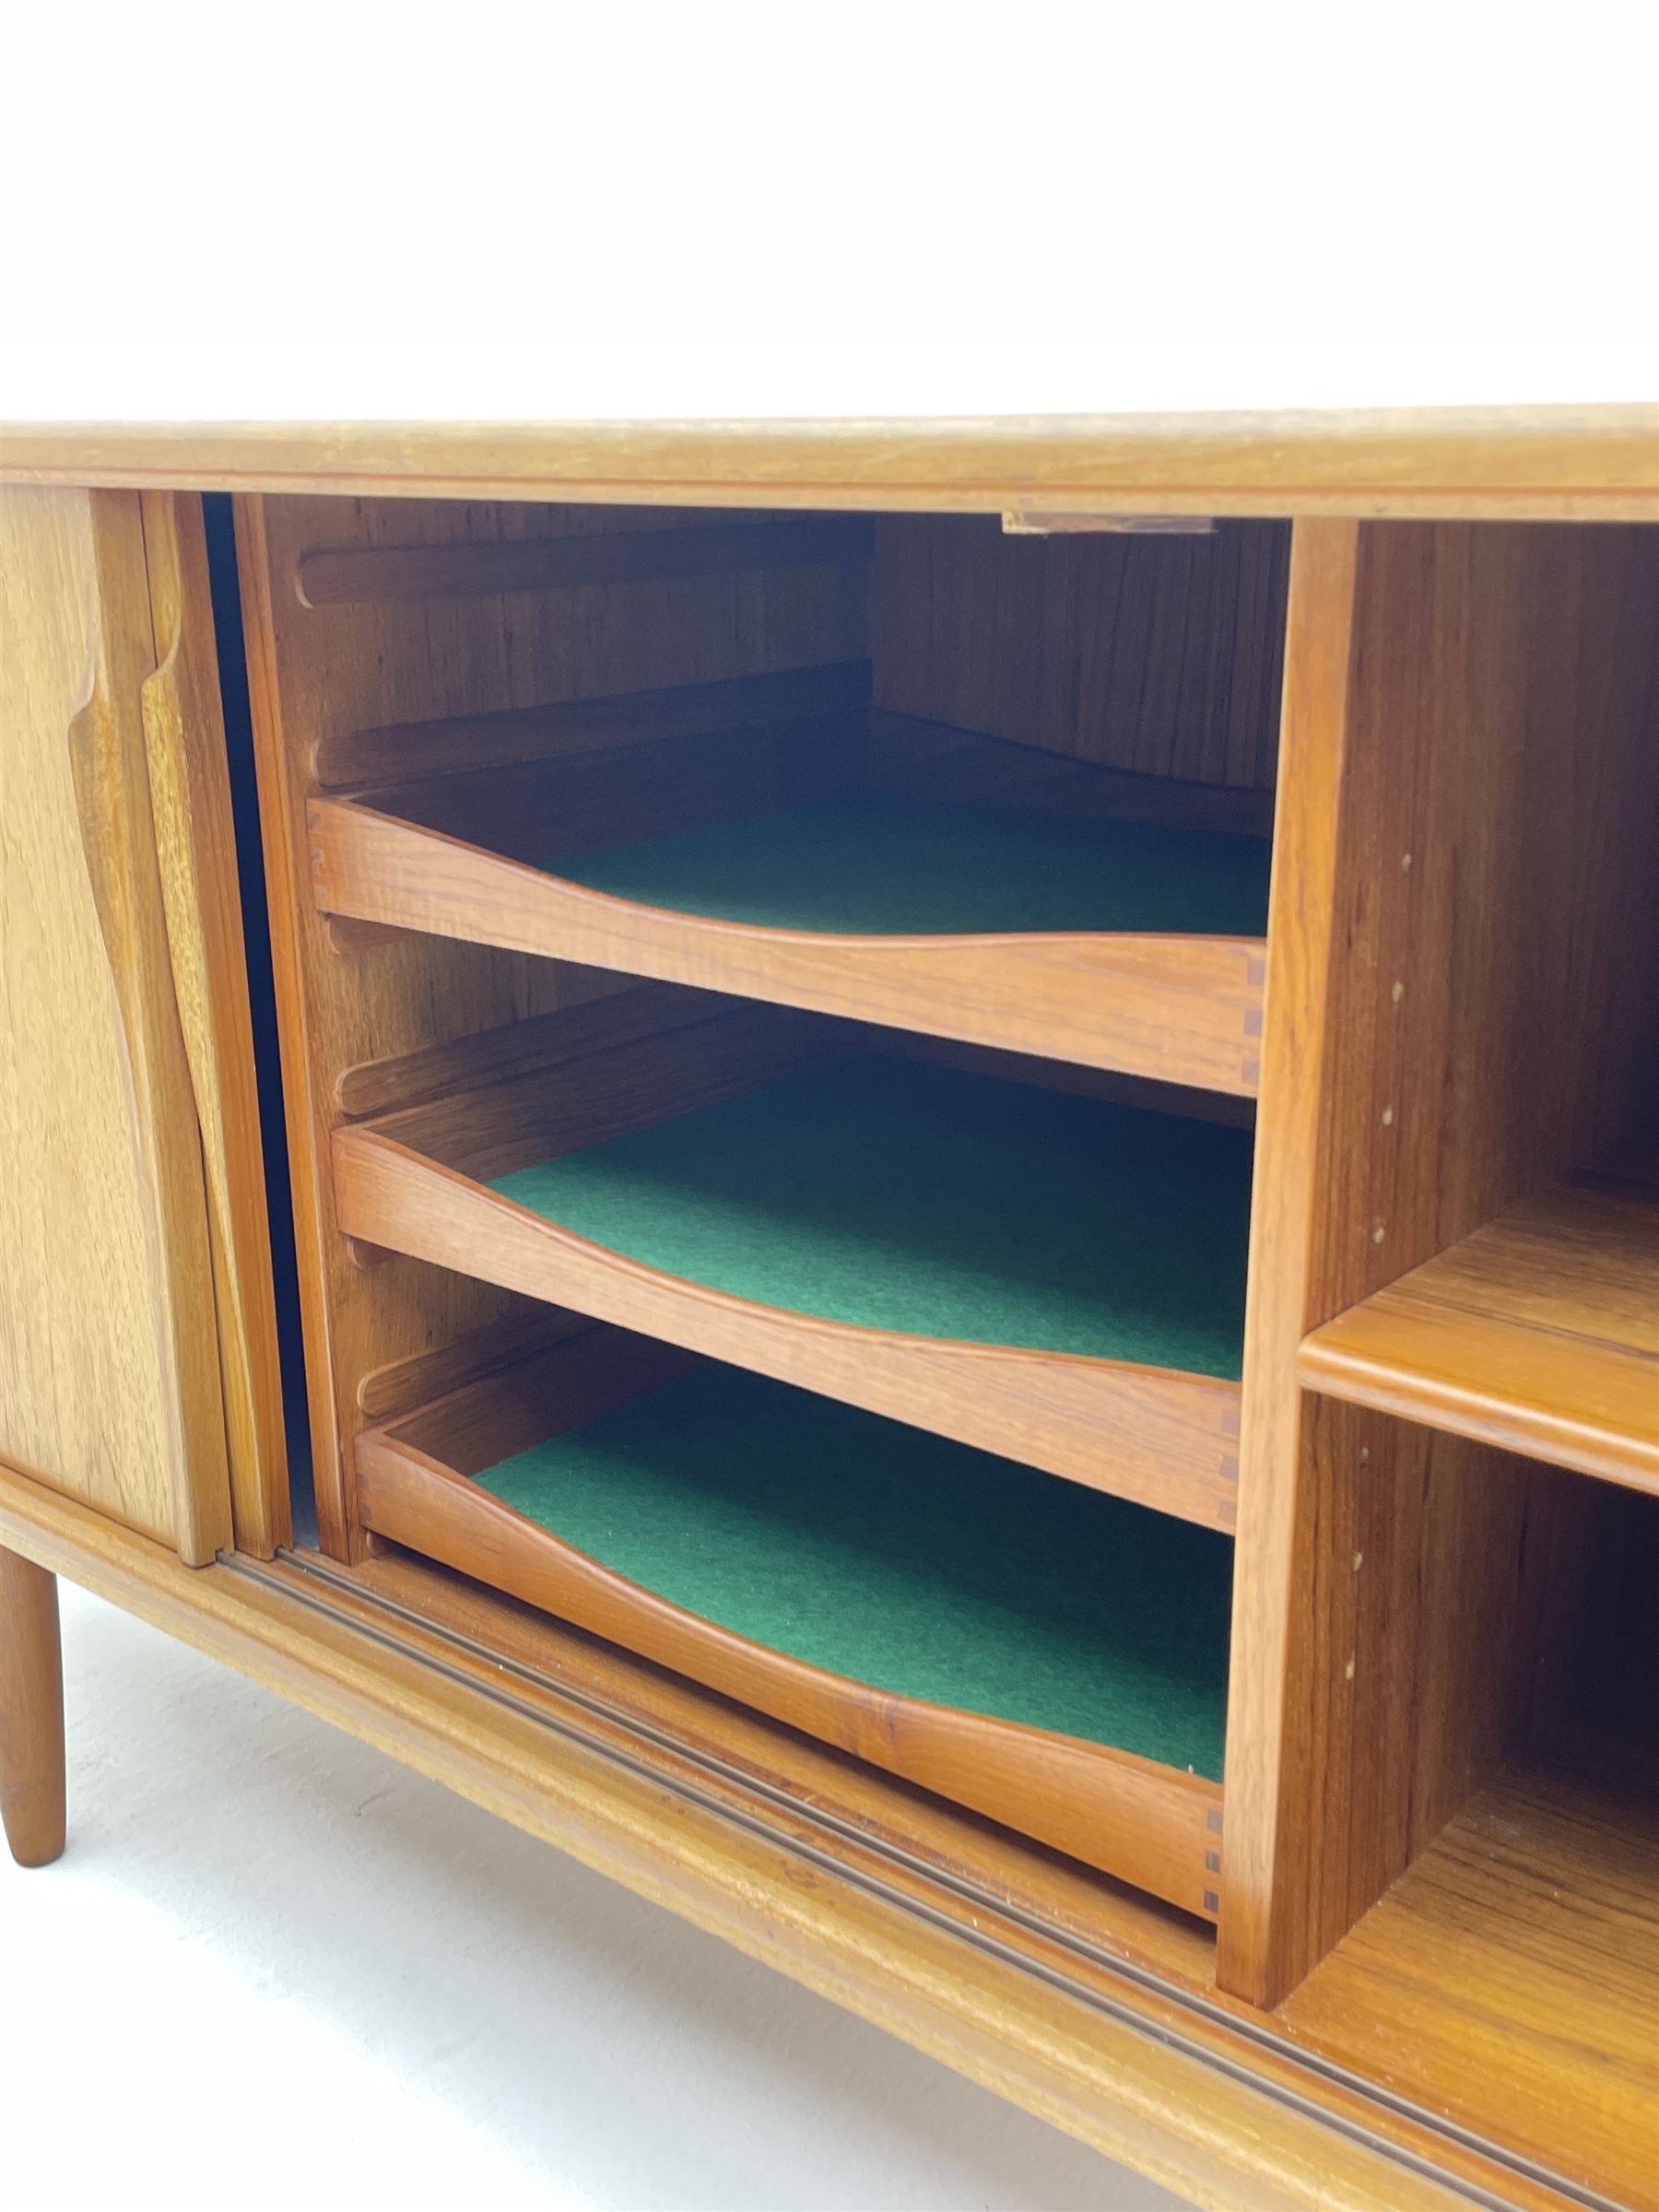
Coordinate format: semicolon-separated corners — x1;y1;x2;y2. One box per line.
1219;517;1659;2007
0;486;230;1559
1277;1760;1659;2211
5;406;1657;518
872;516;1289;787
0;1547;65;1867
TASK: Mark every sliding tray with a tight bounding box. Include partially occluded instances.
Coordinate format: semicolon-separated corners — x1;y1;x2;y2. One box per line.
357;1325;1232;1917
334;1010;1253;1530
308;667;1272;1094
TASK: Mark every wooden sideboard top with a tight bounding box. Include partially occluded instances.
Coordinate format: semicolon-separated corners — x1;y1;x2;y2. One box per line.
2;406;1657;517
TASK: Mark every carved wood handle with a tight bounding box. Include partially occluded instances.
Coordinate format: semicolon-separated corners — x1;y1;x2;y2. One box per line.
136;492;288;1557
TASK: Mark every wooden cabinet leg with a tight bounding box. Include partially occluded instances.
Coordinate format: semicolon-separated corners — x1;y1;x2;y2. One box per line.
1;1547;66;1867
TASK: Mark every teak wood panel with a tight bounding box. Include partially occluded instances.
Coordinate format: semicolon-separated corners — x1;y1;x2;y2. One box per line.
0;486;231;1560
352;1328;1225;1920
871;517;1289;789
1219;518;1659;2008
7;406;1659;518
237;491;867;1557
309;792;1268;1097
1299;1167;1659;1493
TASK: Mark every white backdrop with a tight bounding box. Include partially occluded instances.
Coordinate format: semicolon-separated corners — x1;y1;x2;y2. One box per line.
2;0;1654;419
1;1583;1186;2210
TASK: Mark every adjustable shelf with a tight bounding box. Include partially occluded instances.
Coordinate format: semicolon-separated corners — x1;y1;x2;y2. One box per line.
1299;1161;1659;1491
356;1326;1233;1917
334;1021;1253;1530
307;666;1272;1096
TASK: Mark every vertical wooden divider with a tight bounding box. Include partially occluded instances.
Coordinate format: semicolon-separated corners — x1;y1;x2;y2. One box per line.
1218;520;1359;2005
1219;518;1659;2007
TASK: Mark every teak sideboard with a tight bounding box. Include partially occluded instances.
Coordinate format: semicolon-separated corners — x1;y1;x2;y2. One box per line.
2;412;1657;2212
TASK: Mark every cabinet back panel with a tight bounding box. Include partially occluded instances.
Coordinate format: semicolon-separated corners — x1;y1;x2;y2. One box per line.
871;517;1290;790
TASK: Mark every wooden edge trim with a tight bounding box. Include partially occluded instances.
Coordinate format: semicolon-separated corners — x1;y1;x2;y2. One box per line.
4;407;1657;517
330;1123;1243;1533
1216;517;1364;2006
0;1459;1513;2212
354;1428;1221;1917
1294;1330;1659;1497
308;794;1266;1099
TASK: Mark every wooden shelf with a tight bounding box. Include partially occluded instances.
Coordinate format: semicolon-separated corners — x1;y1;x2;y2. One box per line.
334;1024;1251;1531
356;1326;1231;1918
307;668;1270;1096
1299;1165;1659;1491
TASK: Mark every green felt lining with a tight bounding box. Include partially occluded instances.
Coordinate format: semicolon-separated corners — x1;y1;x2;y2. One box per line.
477;1364;1232;1776
492;1057;1252;1378
546;797;1271;940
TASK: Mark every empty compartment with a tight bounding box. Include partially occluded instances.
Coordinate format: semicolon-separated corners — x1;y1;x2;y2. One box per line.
357;1324;1233;1917
333;990;1253;1529
303;508;1285;1093
1277;1464;1659;2204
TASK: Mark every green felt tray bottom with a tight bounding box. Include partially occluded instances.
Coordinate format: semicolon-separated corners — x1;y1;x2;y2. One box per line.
477;1364;1232;1778
492;1055;1253;1380
547;796;1272;940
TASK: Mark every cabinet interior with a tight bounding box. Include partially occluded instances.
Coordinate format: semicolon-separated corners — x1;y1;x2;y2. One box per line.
232;488;1658;2029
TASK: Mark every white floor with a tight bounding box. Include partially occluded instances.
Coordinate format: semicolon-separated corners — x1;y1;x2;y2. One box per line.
2;1582;1190;2212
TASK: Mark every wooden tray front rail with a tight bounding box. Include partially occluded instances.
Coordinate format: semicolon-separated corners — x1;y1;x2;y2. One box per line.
307;665;1269;1096
331;1001;1246;1530
354;1325;1227;1920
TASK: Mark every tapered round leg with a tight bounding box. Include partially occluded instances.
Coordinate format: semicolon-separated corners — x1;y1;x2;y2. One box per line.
1;1547;65;1867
